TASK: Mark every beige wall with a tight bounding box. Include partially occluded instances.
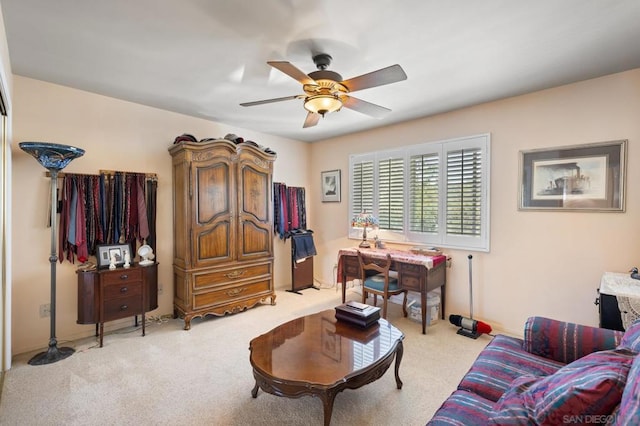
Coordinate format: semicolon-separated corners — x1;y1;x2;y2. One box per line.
9;68;640;355
310;69;640;336
10;76;310;355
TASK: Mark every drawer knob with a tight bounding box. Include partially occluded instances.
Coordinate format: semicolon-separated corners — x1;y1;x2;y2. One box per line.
119;274;128;280
120;287;128;293
120;304;128;311
224;270;247;279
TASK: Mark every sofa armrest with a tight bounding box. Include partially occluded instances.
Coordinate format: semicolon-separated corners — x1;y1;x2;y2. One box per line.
523;316;624;364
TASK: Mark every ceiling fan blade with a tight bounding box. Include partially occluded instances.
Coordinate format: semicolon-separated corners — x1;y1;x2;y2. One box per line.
240;95;302;107
341;64;407;92
267;61;317;86
341;95;391;118
303;112;320;128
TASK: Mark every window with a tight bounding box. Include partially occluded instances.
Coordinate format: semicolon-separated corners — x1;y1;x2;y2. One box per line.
349;134;490;251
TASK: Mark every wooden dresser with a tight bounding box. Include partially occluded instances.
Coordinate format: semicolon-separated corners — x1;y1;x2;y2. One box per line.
169;139;276;330
77;263;158;346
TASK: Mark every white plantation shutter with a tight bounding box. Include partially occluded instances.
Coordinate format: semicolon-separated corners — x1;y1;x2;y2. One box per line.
349;134;489;251
446;148;482;236
409;152;439;234
378;157;404;231
351;159;374;215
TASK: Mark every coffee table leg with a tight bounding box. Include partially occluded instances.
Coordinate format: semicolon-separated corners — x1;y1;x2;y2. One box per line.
251;381;259;398
321;390;338;426
394;341;404;389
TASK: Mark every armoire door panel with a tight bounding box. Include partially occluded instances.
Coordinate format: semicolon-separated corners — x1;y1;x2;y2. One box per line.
240;165;269;222
196;163;230;224
195;221;232;263
241;221;271;257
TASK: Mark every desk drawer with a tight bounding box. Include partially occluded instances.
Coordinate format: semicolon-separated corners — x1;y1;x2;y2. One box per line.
341;256;361;278
103;294;142;321
401;275;420;292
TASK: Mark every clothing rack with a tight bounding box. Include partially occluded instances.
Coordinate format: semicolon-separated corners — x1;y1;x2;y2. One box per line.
273;182;306;240
46;170;158;180
287;229;318;295
51;169;158;264
99;169;158;180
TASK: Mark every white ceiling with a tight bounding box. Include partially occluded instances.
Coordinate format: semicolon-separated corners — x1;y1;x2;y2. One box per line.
3;0;640;143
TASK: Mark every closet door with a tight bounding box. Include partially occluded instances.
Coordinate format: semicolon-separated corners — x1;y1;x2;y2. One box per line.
191;146;236;268
236;147;273;262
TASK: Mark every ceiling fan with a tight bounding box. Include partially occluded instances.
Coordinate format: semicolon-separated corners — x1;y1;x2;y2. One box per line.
240;53;407;128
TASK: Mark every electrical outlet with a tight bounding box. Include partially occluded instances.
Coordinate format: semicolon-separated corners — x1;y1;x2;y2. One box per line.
158;284;163;295
39;303;51;318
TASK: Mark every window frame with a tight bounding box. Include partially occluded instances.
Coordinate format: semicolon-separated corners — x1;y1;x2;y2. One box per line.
348;133;491;252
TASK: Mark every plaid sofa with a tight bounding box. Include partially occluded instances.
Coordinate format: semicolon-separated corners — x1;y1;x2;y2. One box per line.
427;316;640;425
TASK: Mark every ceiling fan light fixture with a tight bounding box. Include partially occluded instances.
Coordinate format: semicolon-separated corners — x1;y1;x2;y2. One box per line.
304;94;342;116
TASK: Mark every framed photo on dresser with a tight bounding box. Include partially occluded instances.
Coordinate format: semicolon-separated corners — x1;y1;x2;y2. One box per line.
96;243;131;269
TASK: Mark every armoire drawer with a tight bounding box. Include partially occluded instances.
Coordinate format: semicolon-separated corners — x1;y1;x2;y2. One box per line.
193;264;271;289
193;279;272;309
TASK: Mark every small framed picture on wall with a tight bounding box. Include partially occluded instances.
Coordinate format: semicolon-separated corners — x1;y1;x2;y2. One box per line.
321;169;341;203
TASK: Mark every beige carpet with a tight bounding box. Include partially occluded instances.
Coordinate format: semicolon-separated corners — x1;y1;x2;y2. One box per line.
0;288;491;426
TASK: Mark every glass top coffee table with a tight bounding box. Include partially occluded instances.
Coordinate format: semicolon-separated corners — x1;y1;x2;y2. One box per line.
249;309;405;426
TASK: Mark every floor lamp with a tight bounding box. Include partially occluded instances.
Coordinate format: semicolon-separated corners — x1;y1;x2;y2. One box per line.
19;142;85;365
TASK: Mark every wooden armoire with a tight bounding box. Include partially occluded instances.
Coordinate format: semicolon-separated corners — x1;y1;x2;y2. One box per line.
169;139;277;330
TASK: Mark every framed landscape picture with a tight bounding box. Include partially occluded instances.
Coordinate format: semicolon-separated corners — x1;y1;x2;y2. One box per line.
519;140;626;211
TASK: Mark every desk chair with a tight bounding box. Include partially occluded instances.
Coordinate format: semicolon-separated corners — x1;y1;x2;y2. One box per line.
357;251;408;319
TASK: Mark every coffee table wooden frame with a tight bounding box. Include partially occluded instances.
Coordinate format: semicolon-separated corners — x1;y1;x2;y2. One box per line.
249;310;404;426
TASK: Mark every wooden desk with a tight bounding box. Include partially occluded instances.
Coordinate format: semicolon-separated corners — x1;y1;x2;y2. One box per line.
337;248;447;334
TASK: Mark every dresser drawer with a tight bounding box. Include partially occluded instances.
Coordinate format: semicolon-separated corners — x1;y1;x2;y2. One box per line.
101;268;142;285
103;281;142;300
102;294;143;322
193;279;271;309
193;263;271;289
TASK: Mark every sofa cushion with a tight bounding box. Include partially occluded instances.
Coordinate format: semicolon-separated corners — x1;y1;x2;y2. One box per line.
426;389;495;426
523;316;623;364
457;334;564;402
488;348;635;425
616;352;640;425
618;318;640;352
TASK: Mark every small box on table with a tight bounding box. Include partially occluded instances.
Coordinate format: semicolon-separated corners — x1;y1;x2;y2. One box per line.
335;301;381;328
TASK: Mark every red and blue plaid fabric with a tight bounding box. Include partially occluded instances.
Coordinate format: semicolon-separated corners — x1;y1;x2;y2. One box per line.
458;334;563;402
428;317;632;425
488;348;635;425
426;390;494;425
523;316;623;364
619;318;640;352
616;353;640;425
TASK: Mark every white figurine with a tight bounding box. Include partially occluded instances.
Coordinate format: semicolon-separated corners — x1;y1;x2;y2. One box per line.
123;249;131;268
109;253;117;270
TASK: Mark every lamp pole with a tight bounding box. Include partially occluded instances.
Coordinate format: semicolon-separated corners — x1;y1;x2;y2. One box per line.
19;142;85;365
